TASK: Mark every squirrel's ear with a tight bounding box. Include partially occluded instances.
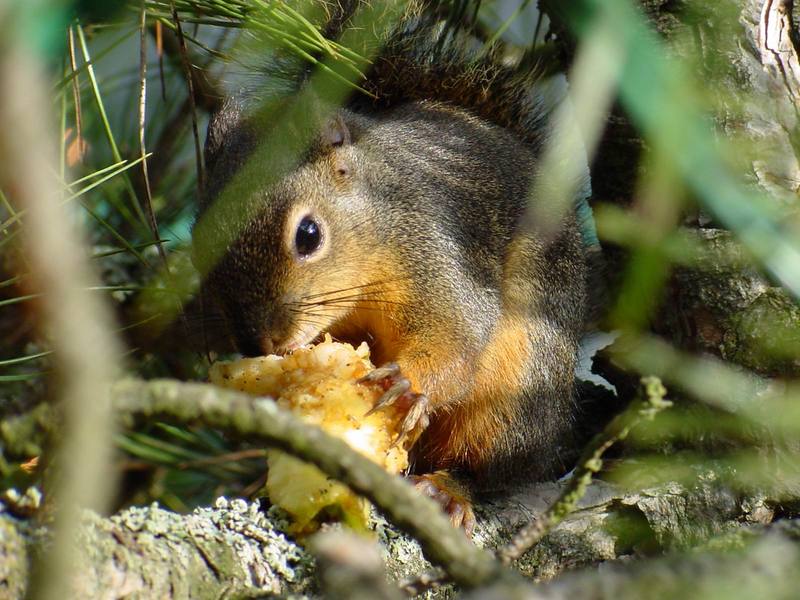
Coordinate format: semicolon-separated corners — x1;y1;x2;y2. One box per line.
321;114;351;148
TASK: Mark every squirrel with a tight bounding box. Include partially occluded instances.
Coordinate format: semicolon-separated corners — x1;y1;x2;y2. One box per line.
192;3;590;534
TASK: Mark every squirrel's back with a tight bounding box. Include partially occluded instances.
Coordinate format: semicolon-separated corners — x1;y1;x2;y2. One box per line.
352;100;537;273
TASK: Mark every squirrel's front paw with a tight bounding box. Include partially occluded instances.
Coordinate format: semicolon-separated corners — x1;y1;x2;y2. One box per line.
411;471;476;537
358;362;429;447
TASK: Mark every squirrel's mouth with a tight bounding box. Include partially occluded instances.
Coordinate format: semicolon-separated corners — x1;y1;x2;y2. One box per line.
278;323;326;354
277;312;367;356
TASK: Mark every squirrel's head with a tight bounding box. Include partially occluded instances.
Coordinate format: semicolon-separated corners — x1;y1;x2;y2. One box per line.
192;102;405;358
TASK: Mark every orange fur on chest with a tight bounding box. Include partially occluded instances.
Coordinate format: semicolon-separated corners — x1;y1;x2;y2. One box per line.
318;247;533;474
415;314;532;471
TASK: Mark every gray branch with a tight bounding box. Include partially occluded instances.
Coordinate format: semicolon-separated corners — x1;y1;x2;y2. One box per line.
111;378;505;590
0;460;774;597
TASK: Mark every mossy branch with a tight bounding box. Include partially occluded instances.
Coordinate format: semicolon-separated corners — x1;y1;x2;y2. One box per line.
111;378;510;590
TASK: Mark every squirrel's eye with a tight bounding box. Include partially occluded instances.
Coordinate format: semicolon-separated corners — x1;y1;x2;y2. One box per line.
295;216;322;257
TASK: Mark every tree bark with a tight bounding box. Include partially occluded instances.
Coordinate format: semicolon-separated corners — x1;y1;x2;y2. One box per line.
542;0;800;376
0;472;772;598
463;520;800;600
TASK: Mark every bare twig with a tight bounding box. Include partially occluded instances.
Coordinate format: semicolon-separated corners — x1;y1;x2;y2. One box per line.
74;21;150;234
397;378;670;596
155;20;167;101
170;1;205;196
397;378;670;595
66;26;85;166
398;567;449;597
150;19;224;113
497;376;672;564
139;1;168;268
141;18;225;194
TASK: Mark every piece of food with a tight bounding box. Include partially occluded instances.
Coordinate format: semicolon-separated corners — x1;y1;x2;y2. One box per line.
209;335;408;533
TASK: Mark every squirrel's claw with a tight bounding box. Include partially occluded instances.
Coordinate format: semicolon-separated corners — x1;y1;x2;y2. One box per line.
395;393;429;445
359;362;430;445
358;362;401;384
411;472;476;537
364;377;410;417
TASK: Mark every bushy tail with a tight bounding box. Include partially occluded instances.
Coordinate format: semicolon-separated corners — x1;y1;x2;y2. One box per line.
254;1;549;151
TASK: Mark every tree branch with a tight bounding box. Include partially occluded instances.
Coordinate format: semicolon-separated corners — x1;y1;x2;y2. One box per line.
111;378;507;590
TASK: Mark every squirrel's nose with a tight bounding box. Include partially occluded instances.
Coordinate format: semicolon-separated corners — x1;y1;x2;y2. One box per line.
237;336;263;357
236;329;275;357
232;305;288;356
237;335;275;357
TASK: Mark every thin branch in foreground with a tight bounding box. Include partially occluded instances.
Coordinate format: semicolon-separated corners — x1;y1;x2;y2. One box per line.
139;1;168;268
397;377;671;596
111;378;516;591
498;376;672;564
0;9;124;600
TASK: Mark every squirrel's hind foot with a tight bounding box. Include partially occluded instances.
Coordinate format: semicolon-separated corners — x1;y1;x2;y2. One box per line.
358;362;430;447
411;471;476;537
